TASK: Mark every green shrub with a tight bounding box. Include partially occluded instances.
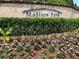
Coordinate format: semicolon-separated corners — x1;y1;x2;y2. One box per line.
32;0;74;6
0;18;79;35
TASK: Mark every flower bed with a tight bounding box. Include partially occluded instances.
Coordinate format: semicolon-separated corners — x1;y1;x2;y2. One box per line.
0;32;79;59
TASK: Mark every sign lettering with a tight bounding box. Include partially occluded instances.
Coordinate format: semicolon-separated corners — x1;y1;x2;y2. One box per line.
23;8;61;18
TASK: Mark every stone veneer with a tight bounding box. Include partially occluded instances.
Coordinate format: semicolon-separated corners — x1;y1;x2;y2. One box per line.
0;3;79;18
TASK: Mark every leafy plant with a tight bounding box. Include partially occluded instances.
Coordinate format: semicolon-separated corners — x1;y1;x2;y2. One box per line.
57;51;66;58
49;47;55;53
49;55;54;59
0;27;12;42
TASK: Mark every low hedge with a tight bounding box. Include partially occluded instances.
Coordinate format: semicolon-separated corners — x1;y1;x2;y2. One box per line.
0;18;79;35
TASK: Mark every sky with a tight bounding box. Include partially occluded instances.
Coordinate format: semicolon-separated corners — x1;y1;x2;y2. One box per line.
73;0;79;6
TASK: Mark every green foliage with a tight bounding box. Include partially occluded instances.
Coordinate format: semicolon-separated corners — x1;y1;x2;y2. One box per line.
57;51;66;58
32;0;74;6
0;18;79;35
0;27;12;41
49;55;54;59
49;47;55;53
